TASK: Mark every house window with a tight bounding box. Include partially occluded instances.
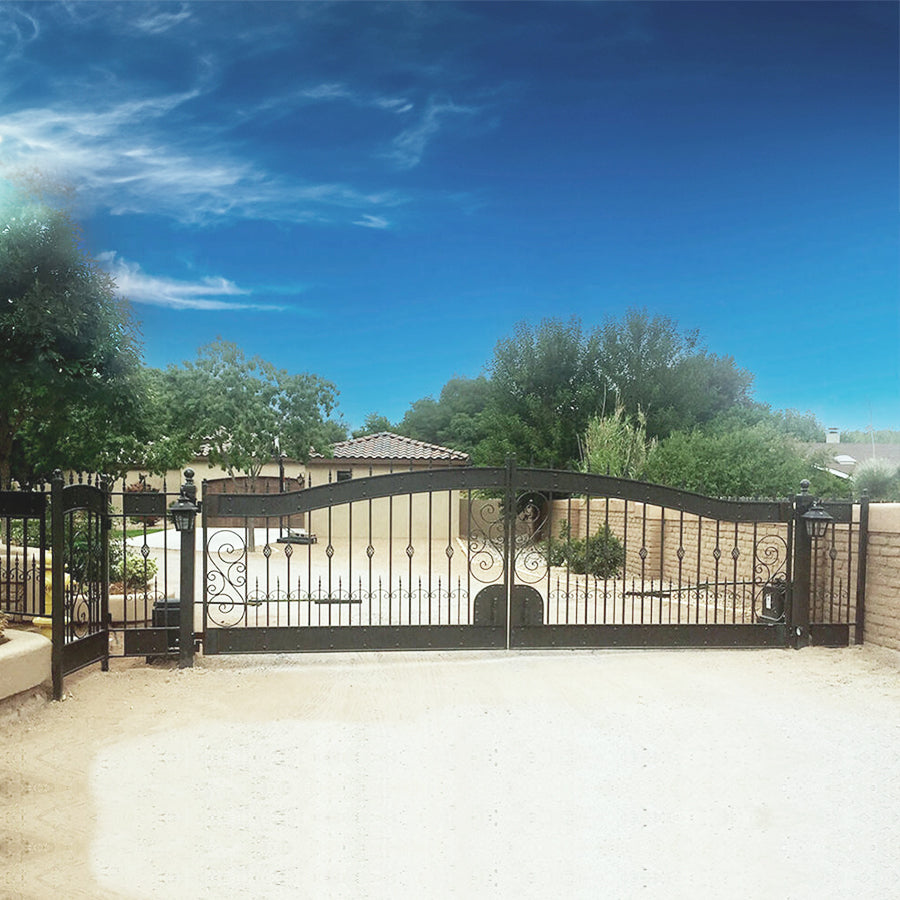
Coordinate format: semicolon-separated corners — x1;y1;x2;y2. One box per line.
336;469;352;482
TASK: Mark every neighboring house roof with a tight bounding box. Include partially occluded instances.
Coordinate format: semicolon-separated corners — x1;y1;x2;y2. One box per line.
807;443;900;477
310;432;469;465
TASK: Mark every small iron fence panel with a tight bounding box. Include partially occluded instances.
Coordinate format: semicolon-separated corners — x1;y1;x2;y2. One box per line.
107;477;184;658
1;486;49;623
805;499;866;646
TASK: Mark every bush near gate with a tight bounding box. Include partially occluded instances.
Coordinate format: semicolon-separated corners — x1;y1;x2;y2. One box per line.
547;521;625;579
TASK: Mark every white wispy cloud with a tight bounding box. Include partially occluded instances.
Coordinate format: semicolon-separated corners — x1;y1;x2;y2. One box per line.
353;214;390;229
134;4;193;35
99;253;285;312
0;5;40;60
388;97;477;169
0;91;405;225
253;82;414;119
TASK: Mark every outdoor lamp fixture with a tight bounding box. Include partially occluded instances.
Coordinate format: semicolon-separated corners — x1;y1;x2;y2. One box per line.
169;468;199;532
802;500;833;540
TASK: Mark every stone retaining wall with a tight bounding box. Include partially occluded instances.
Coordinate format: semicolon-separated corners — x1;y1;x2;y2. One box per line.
863;504;900;651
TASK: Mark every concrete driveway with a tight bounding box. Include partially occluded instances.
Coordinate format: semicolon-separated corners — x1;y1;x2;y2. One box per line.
4;646;900;899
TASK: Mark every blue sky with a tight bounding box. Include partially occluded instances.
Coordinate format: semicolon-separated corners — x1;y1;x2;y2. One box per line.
1;1;897;432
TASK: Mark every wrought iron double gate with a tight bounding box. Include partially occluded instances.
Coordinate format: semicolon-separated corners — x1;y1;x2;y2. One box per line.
197;463;866;655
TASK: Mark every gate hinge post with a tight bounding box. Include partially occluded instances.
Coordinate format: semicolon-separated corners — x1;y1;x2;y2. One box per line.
791;481;814;649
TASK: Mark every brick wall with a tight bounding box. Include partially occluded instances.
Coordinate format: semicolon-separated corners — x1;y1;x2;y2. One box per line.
551;498;789;587
864;504;900;651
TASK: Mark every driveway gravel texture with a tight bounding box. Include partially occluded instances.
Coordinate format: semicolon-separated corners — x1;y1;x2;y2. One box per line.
2;645;900;899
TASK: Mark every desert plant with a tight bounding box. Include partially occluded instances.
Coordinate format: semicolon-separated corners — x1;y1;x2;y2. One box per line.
581;406;654;479
852;458;900;501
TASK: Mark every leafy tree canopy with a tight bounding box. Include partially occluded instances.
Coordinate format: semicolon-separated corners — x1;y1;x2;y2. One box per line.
596;309;753;438
398;376;494;460
392;311;755;469
0;179;142;482
642;420;848;499
352;413;394;439
141;340;342;479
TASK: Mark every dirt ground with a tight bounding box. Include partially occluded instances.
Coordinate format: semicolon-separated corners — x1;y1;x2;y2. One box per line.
3;645;900;900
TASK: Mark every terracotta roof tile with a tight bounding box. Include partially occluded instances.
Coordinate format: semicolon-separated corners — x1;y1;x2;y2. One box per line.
313;432;469;463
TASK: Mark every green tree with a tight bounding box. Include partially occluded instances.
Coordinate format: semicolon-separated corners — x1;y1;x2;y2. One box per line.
165;340;341;480
483;318;603;467
124;366;206;476
398;376;494;458
596;309;753;439
352;413;394;439
0;180;142;482
643;422;848;499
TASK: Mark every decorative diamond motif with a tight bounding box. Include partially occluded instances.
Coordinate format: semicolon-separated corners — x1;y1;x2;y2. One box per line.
263;544;271;559
284;543;293;558
366;544;375;559
141;544;150;559
829;547;838;561
445;544;454;559
406;544;415;559
326;544;334;559
639;546;648;561
713;547;722;561
676;546;686;561
731;547;740;561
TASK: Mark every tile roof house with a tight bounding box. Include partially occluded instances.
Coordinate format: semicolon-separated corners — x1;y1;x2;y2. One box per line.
308;432;469;474
808;442;900;478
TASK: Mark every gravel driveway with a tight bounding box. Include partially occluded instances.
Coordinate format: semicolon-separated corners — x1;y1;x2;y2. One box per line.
3;646;900;899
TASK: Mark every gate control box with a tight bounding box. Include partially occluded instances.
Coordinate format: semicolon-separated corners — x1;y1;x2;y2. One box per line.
759;580;786;623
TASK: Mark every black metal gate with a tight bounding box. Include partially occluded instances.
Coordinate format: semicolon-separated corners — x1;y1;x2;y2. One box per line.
51;473;110;694
199;462;863;654
1;472;110;699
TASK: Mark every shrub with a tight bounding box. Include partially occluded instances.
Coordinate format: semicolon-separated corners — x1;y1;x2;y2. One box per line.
852;458;900;501
546;521;625;579
109;545;158;589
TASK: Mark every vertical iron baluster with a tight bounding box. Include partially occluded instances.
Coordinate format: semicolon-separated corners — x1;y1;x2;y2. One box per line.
564;495;572;625
407;471;414;626
657;506;672;625
428;486;433;626
732;522;740;625
388;469;394;625
368;466;374;628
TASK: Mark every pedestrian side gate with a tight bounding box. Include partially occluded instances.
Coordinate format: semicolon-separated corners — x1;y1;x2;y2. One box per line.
1;473;110;699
